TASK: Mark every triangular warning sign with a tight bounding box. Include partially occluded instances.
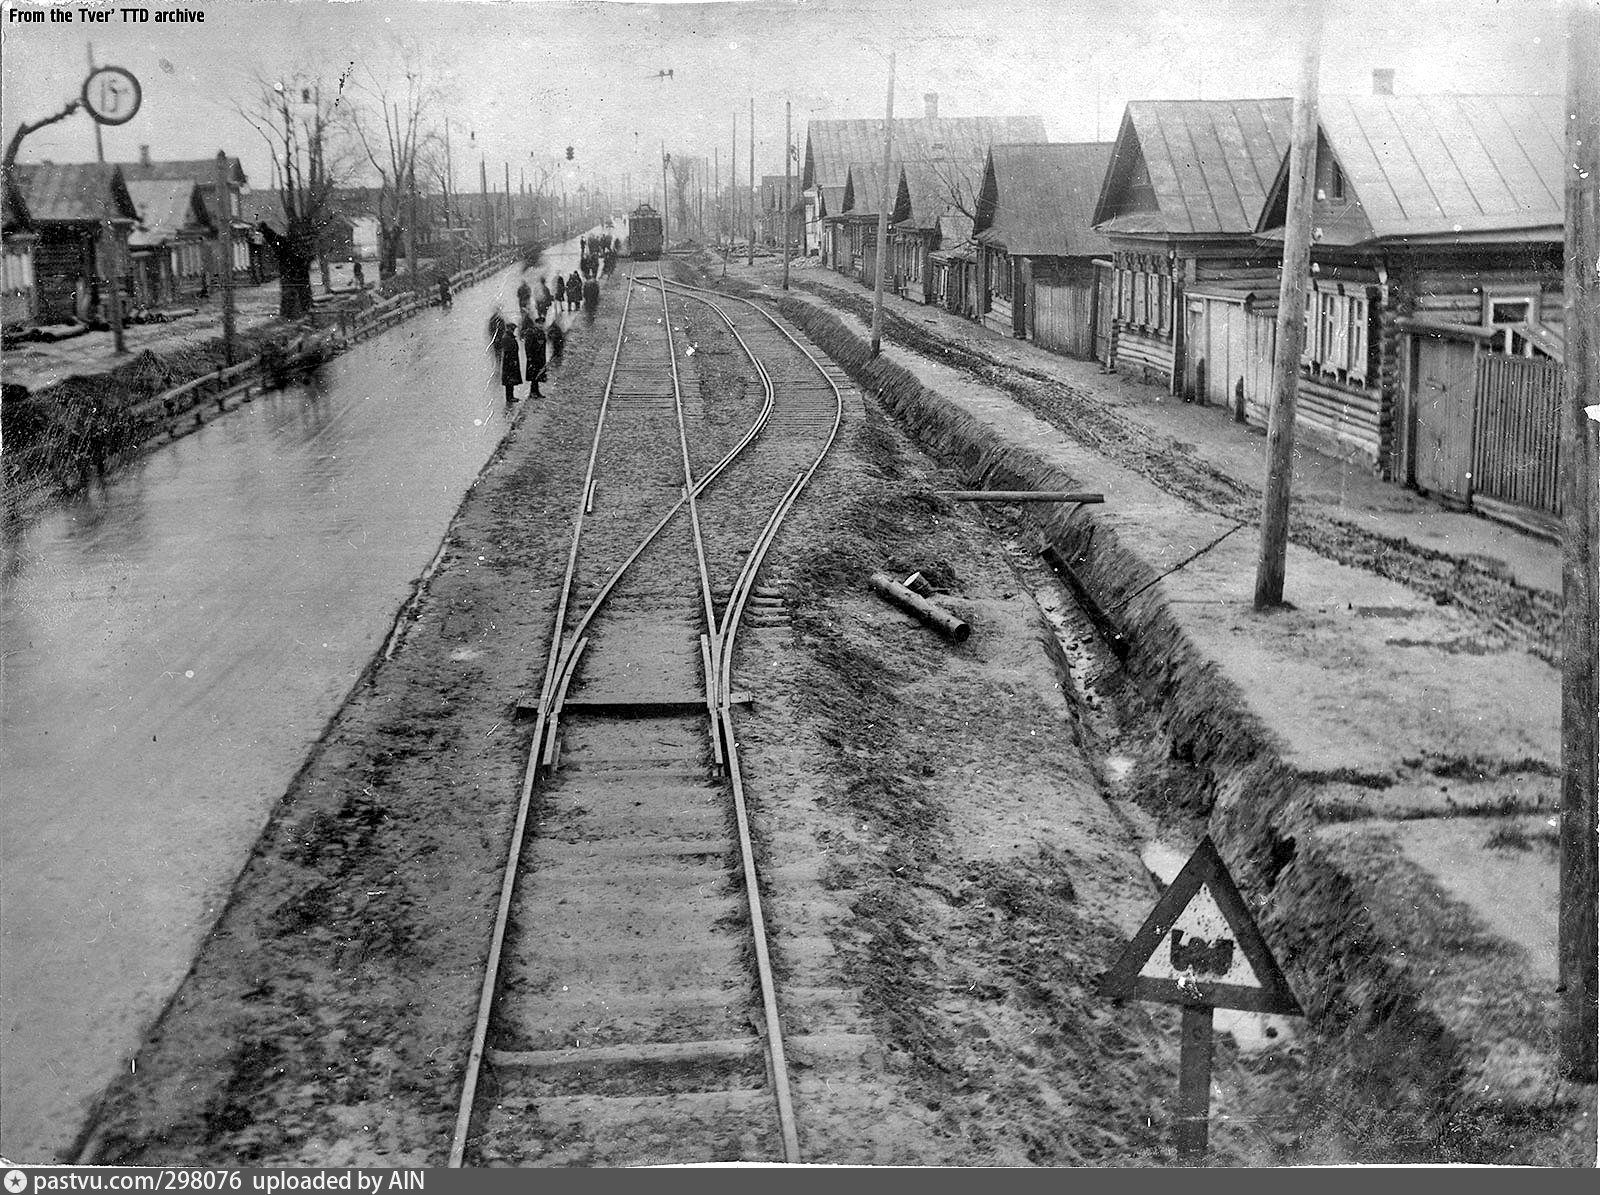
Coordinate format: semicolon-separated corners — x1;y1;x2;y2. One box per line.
1098;836;1302;1015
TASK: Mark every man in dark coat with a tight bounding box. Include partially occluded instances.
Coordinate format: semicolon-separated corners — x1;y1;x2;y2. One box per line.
582;275;601;324
520;310;547;398
567;270;583;311
516;277;532;312
490;312;522;403
539;277;555;314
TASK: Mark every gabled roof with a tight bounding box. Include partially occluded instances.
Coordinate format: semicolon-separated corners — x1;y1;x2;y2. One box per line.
1092;99;1292;236
118;156;247;188
803;115;1047;192
127;179;214;247
10;162;138;223
816;185;846;218
1256;94;1564;244
895;160;958;231
974;142;1114;257
840;160;902;220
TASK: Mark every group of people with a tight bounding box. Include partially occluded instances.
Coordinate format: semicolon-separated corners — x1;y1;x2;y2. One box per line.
491;251;605;403
579;233;618;280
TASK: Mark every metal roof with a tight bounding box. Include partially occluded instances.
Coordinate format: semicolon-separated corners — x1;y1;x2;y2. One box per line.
973;142;1114;258
10;162;138;223
841;160;903;219
238;188;287;235
118;156;248;187
803;115;1046;193
126;179;213;247
1256;94;1565;243
1093;99;1293;235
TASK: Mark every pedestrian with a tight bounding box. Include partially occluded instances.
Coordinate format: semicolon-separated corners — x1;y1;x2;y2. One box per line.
438;276;453;309
583;275;600;324
539;277;555;313
547;312;566;363
353;260;366;290
516;276;532;312
552;273;567;312
567;269;582;311
520;309;547;398
490;311;522;403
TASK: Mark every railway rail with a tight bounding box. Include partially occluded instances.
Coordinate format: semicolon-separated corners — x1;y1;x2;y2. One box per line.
448;264;846;1166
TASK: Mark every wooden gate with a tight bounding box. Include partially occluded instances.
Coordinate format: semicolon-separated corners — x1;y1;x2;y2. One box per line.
1412;334;1478;503
1184;293;1252;410
1472;354;1564;516
1033;277;1095;357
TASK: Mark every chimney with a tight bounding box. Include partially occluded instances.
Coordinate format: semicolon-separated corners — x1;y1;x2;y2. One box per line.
924;92;938;120
1372;69;1395;96
139;144;151;166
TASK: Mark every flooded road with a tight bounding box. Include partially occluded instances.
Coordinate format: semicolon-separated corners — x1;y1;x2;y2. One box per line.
1;241;591;1161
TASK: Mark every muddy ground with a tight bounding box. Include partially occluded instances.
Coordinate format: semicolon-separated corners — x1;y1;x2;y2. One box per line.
80;261;1348;1166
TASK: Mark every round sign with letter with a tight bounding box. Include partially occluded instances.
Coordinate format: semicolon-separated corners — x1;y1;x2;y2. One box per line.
82;67;142;127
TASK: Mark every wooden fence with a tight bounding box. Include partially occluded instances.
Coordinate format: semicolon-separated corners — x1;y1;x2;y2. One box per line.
1472;353;1565;516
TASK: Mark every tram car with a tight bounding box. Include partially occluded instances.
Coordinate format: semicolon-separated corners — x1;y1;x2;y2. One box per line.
625;203;664;260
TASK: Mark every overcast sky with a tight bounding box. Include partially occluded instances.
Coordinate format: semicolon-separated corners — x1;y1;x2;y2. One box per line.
0;0;1573;205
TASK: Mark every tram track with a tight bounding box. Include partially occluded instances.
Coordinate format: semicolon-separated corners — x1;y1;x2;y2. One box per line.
449;264;846;1166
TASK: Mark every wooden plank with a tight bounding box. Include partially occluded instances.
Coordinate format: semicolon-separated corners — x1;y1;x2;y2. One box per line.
940;490;1105;503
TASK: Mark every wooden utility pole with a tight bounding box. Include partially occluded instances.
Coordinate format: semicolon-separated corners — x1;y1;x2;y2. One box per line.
216;150;234;363
869;52;896;358
480;158;490;256
1252;8;1323;609
748;97;756;266
1558;0;1599;1084
407;166;419;292
504;162;511;250
782;100;792;290
727;113;736;276
661;141;670;250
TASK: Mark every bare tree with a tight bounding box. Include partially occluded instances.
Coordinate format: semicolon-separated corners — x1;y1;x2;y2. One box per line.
670;154;696;243
349;54;442;279
238;73;352;319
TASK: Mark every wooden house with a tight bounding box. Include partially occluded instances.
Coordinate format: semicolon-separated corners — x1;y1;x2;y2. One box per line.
126;179;214;305
237;189;286;282
118;150;252;282
801;97;1044;268
1091;99;1293;389
1;171;38;326
822;161;908;286
8;162;138;324
972;142;1114;354
1253;92;1566;521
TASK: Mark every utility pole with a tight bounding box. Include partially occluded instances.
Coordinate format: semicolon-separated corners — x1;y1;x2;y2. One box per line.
480;157;490;257
87;44;105;163
504;162;511;250
748;97;755;266
727;113;736;277
1253;6;1323;609
1558;0;1599;1084
783;100;792;290
661;141;670;251
444;118;453;227
870;52;896;358
216;150;235;363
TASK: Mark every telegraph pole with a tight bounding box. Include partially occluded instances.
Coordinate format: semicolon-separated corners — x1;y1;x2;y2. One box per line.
661;141;670;251
1558;0;1599;1084
1253;7;1323;609
480;158;490;257
216;150;235;363
782;100;792;290
504;162;511;250
869;52;896;358
407;166;419;292
748;97;756;266
727;113;736;277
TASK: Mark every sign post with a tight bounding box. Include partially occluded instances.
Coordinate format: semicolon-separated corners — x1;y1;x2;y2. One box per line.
1098;836;1303;1162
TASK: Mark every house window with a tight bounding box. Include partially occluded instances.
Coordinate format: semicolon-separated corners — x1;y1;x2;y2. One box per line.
1301;284;1370;383
1115;255;1169;332
1484;294;1541;355
1330;160;1345;201
2;246;33;292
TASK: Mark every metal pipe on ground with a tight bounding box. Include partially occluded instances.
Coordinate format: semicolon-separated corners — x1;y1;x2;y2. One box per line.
939;491;1105;504
869;571;970;642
